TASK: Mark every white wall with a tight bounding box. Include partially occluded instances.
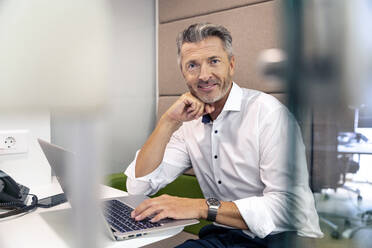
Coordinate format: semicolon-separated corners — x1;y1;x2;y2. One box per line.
0;111;51;188
52;0;156;174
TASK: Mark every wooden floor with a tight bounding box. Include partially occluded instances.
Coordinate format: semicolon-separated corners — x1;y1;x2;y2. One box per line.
313;181;372;248
141;231;197;248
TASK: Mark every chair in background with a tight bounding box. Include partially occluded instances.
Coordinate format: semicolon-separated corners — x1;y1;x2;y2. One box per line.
336;105;370;201
309;106;364;239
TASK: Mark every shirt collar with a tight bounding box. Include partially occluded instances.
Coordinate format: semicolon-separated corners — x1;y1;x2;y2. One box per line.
222;82;242;112
201;82;242;124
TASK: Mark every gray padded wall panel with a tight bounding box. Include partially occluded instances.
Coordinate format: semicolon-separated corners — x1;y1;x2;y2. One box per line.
159;0;271;23
158;0;316;183
158;0;283;96
157;96;179;121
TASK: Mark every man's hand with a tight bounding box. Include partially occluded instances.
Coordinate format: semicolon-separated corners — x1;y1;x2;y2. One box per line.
131;194;206;222
163;92;215;125
134;93;214;178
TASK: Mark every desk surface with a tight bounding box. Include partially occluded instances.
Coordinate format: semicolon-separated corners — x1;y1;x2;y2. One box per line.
0;182;182;248
338;142;372;155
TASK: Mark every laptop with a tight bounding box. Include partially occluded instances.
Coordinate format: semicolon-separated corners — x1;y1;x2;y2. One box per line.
37;139;199;241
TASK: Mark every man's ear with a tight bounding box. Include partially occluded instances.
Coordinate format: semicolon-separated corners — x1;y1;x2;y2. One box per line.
229;55;236;76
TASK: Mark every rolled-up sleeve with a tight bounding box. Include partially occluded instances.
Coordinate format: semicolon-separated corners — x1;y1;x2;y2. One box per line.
125;150;162;195
234;196;276;238
234;107;322;238
124;127;192;196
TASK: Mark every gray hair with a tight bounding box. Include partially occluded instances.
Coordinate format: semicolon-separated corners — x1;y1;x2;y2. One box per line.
176;23;233;68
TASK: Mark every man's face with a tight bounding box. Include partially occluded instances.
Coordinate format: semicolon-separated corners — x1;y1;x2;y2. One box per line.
180;37;235;104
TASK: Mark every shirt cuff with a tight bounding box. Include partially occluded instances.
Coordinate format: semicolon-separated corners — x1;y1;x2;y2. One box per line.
124;150;163;195
234;197;276;238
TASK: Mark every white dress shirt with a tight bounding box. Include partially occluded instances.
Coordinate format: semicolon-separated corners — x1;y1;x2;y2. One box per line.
125;82;323;239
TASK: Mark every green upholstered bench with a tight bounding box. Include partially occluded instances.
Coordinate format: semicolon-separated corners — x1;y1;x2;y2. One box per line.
105;173;211;235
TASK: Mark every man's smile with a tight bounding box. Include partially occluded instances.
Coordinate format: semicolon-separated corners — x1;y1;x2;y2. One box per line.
197;79;219;93
198;83;218;92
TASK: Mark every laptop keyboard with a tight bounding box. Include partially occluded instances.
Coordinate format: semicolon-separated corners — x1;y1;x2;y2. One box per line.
103;199;161;233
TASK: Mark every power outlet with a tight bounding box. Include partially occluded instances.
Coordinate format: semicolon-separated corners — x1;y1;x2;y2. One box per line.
0;130;29;155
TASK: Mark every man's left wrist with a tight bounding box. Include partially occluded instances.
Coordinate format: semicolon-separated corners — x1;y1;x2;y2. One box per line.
206;198;221;221
196;199;208;219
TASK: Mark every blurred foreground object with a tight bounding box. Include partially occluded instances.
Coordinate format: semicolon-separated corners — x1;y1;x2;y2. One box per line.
0;0;110;111
259;0;372;241
259;0;372;110
0;1;111;248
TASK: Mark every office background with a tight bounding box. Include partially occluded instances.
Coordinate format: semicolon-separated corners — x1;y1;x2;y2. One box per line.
0;0;347;187
52;0;156;175
0;0;155;187
1;0;372;247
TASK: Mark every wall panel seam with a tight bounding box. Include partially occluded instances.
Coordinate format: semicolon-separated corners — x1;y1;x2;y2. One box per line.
159;0;273;24
159;94;182;97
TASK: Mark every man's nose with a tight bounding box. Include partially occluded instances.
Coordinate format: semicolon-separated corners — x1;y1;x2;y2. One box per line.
198;64;212;82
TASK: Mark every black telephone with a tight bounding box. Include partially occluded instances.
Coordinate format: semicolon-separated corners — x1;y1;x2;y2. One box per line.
0;170;38;218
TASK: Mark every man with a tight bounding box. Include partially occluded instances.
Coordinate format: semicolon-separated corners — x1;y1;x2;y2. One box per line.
125;23;323;247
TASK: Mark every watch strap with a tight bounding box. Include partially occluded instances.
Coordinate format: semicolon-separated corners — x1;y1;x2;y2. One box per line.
207;206;218;221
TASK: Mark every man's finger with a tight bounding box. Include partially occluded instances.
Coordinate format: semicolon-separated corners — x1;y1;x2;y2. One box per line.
131;199;153;218
189;102;202;116
204;104;215;114
194;104;205;119
150;211;169;223
186;111;196;120
135;206;161;221
185;101;197;113
183;97;194;107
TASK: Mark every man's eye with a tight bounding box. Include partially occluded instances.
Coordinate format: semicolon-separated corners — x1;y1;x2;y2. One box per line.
187;64;196;70
210;59;220;64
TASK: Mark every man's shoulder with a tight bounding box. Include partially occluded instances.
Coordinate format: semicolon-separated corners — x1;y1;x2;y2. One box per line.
240;87;285;111
239;88;293;127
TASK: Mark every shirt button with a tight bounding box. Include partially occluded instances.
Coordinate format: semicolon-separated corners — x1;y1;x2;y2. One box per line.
218;180;222;184
214;155;218;159
214;130;218;134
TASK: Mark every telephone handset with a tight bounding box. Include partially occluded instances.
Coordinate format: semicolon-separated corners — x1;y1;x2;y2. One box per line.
0;170;38;218
0;170;29;207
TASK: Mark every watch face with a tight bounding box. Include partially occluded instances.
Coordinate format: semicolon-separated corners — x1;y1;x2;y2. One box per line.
207;198;220;206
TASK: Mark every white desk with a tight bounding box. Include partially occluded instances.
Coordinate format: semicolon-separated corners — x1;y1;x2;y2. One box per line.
338;142;372;155
0;182;182;248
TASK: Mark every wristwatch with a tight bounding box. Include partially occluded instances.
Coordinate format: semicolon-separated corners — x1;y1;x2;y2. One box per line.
206;198;221;222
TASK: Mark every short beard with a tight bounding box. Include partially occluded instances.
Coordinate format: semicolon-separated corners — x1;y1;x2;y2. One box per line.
190;76;232;104
198;90;225;104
